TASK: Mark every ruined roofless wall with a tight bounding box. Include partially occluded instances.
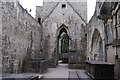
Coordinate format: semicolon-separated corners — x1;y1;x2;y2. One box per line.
36;0;87;67
1;1;42;74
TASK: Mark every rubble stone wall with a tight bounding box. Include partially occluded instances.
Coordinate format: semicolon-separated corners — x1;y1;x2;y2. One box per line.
1;2;42;74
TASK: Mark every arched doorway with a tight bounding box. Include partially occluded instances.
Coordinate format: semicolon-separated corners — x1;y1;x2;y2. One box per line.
57;25;69;63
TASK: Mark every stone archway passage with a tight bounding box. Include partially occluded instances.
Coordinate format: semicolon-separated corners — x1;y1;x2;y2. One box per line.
57;26;69;63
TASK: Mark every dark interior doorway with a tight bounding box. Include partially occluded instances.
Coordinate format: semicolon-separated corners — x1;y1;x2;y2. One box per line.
57;27;69;63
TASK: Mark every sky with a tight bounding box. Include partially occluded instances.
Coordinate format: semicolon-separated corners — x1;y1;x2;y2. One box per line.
19;0;96;22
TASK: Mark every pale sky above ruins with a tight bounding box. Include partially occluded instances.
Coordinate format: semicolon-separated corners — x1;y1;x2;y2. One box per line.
19;0;96;22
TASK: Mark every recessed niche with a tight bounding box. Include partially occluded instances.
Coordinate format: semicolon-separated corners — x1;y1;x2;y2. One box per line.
62;4;66;8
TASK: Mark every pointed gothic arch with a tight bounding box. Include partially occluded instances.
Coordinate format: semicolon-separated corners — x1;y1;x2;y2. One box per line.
56;24;70;63
57;24;70;38
90;29;104;61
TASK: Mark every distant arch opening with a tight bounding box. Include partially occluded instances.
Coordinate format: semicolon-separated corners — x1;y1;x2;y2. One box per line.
57;25;69;63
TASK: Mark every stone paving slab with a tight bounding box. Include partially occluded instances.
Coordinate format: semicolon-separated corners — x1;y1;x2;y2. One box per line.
41;64;83;79
68;71;79;80
2;73;43;80
76;71;92;80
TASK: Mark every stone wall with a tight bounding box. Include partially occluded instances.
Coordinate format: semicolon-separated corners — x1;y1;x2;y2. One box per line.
87;12;105;61
1;2;42;74
0;1;2;78
36;0;87;67
112;2;120;80
87;1;120;80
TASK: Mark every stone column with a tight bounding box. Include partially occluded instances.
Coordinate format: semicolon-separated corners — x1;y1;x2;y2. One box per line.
102;38;106;62
69;37;72;51
59;38;61;53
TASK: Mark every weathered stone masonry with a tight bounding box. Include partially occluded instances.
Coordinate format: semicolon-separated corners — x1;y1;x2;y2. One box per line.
1;2;42;74
1;0;120;80
87;1;120;80
1;0;87;74
36;0;87;67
